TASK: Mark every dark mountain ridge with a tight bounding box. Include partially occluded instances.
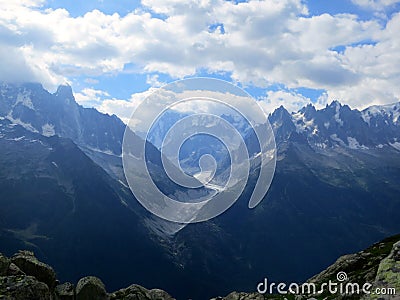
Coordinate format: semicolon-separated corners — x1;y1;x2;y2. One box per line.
1;82;400;299
0;117;190;294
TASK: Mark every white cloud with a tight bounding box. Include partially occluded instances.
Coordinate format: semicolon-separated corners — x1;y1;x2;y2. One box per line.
320;12;400;109
97;98;136;124
146;74;164;87
0;0;45;8
0;0;399;111
74;88;110;104
351;0;400;10
259;90;313;113
97;87;271;127
84;78;99;85
97;88;157;123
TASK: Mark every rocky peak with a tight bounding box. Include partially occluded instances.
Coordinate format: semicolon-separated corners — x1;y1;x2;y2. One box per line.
299;102;317;118
270;99;400;151
0;82;126;165
326;99;341;109
54;84;74;99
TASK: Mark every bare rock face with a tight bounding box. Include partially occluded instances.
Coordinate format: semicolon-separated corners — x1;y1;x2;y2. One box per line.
1;251;176;300
0;253;10;276
211;292;264;300
55;282;75;300
7;263;25;276
1;240;397;300
1;252;51;299
11;250;57;291
0;275;51;300
148;288;175;300
76;276;109;300
110;284;175;300
367;240;400;300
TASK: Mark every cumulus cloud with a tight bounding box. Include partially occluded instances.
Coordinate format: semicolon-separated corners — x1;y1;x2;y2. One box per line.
146;74;164;87
97;98;136;124
97;88;157;123
351;0;400;10
0;0;399;110
259;90;313;113
320;12;400;109
74;88;110;104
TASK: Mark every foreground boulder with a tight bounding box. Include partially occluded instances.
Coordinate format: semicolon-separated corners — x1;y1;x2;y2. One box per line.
76;276;109;300
0;251;175;300
211;292;264;300
0;253;10;276
2;237;399;300
11;250;57;291
368;240;400;300
0;275;51;300
110;284;175;300
214;235;400;299
55;282;75;300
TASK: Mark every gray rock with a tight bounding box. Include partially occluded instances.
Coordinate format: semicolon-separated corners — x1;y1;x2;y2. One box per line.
76;276;109;300
365;240;400;299
110;284;175;300
111;284;151;300
211;291;264;300
148;288;175;300
0;253;10;276
7;263;25;276
11;250;57;291
0;275;51;300
55;282;75;300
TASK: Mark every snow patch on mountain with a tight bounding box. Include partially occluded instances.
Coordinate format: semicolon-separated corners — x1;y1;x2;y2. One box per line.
330;134;345;146
347;137;368;150
362;102;400;125
15;91;34;110
361;105;383;125
6;136;25;142
292;111;315;133
6;113;38;133
42;123;55;137
315;142;328;149
390;142;400;151
334;102;343;126
86;146;121;157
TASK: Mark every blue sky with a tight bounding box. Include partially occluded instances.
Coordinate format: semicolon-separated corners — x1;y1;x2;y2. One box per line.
1;0;400;121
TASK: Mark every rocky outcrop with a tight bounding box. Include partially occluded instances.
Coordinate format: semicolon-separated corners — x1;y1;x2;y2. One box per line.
211;292;264;300
214;235;400;300
76;276;108;300
305;235;400;299
0;252;175;300
11;250;57;291
55;282;75;300
0;253;10;276
1;237;399;300
0;251;54;299
366;240;400;300
0;275;51;300
110;284;175;300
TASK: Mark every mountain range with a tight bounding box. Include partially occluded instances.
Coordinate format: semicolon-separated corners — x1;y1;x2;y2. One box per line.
0;82;399;299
